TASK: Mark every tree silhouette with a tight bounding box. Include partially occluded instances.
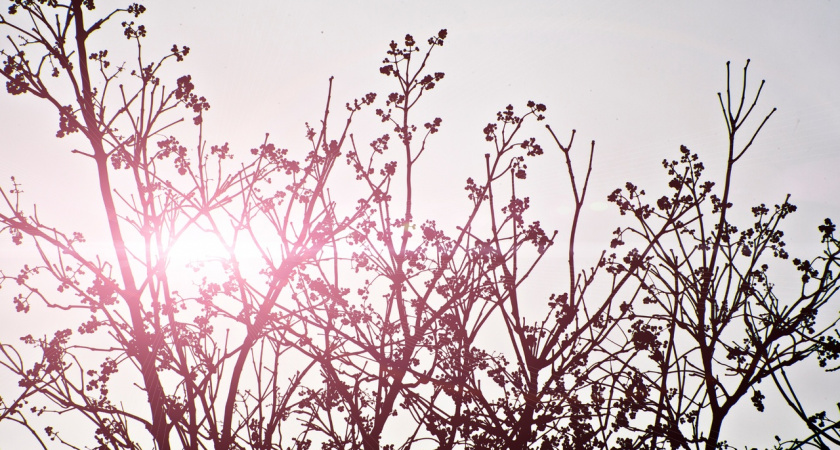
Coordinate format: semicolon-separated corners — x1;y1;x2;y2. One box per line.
1;2;838;450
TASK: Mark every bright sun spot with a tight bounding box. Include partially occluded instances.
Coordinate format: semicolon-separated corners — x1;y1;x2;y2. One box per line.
167;231;230;268
119;230;242;279
165;229;266;279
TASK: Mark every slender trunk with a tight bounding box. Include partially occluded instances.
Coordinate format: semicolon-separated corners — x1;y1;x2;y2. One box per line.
705;410;726;450
218;257;300;449
513;358;540;448
71;2;171;448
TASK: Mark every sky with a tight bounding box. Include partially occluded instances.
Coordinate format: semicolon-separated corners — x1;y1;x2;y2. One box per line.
1;1;839;448
6;1;839;248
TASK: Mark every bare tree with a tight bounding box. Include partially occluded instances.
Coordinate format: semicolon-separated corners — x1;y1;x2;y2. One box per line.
1;3;837;450
601;62;840;450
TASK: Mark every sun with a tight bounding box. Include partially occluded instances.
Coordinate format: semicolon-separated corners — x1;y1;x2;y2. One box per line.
166;230;232;271
116;228;241;278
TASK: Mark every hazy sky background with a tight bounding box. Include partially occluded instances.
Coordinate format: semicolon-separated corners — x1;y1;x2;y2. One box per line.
1;1;838;448
6;1;838;244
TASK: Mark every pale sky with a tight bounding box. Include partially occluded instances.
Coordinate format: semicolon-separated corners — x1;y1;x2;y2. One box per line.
5;1;839;244
1;1;839;448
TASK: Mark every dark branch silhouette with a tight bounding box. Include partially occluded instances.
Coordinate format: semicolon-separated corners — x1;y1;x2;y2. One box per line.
0;3;837;450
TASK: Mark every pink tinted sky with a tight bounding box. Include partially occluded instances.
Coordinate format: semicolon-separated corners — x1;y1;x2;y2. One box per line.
3;1;838;242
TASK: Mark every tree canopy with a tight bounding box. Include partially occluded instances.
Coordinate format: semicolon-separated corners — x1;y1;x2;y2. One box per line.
1;2;839;449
